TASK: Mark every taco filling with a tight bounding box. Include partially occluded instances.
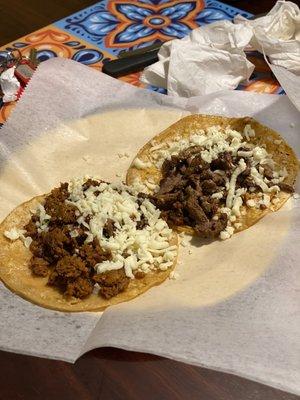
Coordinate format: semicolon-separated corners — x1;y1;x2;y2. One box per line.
3;179;177;303
127;116;298;239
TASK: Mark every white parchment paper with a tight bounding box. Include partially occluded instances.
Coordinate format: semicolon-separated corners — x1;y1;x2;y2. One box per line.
0;58;299;394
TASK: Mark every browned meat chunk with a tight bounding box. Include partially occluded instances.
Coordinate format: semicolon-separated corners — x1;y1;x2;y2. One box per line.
93;268;130;299
30;257;49;277
161;210;185;226
279;182;294;193
42;228;71;261
243;176;255;188
161;155;180;176
152;192;179;209
51;203;78;225
188;154;209;170
30;236;47;258
158;174;184;195
200;197;219;217
24;220;38;239
186;195;209;226
44;182;77;225
65;277;93;299
103;218;116;238
48;255;93;299
211;174;225;186
179;146;203;160
211;152;233;170
152;147;233;238
79;239;111;268
210;213;228;236
73;227;88;246
82;178;101;191
44;183;69;212
189;174;202;193
137;192;148;206
199;170;224;186
263;165;274;180
194;213;228;238
55;255;89;279
24;181;117;300
136;214;148;230
201;179;218;195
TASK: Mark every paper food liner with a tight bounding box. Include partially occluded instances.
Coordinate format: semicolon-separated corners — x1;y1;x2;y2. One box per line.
0;58;299;394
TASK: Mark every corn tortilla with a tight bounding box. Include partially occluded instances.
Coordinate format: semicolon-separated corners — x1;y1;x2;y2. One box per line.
0;195;178;312
126;115;299;235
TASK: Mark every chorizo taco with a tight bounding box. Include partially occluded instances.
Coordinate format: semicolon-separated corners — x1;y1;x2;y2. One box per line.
0;178;178;312
127;115;298;239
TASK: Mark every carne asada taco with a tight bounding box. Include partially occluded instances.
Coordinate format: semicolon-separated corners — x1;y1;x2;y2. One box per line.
127;115;298;239
0;178;178;311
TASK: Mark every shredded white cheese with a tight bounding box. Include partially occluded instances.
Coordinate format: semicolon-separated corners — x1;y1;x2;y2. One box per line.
211;191;223;199
220;226;234;240
243;124;255;140
4;228;25;241
66;179;177;278
246;199;256;207
226;159;247;209
4;228;32;248
250;167;269;192
132;157;153;170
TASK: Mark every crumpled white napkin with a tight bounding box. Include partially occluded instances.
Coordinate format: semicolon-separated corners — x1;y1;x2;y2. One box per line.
0;66;20;103
141;20;254;97
235;0;300;75
141;1;300;97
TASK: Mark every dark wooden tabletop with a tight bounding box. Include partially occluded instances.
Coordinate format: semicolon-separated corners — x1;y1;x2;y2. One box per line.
0;1;298;400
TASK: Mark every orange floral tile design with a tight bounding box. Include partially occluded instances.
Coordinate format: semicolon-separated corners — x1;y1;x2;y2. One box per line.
0;25;115;124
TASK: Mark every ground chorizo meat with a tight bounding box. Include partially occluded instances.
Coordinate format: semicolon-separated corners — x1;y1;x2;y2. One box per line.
103;218;116;238
65;277;94;298
24;182;114;299
93;268;130;299
44;183;69;213
48;256;93;299
51;203;78;225
30;257;49;277
55;255;89;279
79;239;112;268
24;220;38;238
42;228;72;261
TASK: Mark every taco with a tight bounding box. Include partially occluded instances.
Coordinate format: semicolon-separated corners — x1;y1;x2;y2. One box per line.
127;115;298;239
0;178;178;312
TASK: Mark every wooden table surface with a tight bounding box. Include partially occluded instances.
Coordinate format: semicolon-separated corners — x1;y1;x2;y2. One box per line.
0;1;298;399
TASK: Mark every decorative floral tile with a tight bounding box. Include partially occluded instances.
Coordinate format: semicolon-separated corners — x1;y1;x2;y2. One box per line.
0;25;114;123
0;25;112;66
55;0;251;55
0;1;282;126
